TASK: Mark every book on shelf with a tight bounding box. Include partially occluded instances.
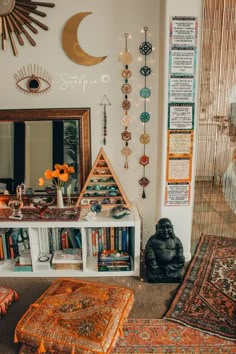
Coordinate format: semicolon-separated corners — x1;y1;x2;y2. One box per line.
0;235;4;260
52;250;83;270
98;251;131;271
98;262;131;271
98;267;131;272
49;228;82;254
86;227;131;257
61;248;82;260
14;260;32;272
52;250;82;263
98;250;130;261
0;228;30;261
19;249;32;265
52;262;83;270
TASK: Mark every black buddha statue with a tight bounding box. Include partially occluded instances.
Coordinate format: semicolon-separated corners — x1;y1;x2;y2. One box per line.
144;218;185;283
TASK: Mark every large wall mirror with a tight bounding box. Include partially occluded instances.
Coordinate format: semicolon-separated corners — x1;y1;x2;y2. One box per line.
0;108;91;196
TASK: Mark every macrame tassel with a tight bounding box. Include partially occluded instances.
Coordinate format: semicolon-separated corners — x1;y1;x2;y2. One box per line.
142;188;146;198
13;291;19;301
124;158;129;169
14;331;18;343
1;304;7;315
119;326;124;336
38;338;46;353
31;303;39;308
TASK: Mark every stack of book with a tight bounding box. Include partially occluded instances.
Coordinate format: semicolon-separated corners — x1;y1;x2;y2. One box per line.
98;250;131;272
14;249;32;272
52;248;83;270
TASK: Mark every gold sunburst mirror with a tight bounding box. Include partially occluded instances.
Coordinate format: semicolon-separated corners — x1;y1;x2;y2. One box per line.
0;0;55;56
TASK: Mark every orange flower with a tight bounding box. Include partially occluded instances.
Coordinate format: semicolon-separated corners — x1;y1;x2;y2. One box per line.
38;177;45;186
59;173;69;182
38;163;74;190
44;169;53;180
68;166;75;174
52;170;60;178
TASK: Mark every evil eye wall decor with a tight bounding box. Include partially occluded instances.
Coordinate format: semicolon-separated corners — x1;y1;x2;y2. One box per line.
14;64;52;95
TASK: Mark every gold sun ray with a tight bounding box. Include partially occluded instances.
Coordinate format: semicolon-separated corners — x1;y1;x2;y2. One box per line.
0;0;55;56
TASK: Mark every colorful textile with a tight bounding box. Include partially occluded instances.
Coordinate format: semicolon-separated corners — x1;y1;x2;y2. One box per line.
0;207;80;221
15;278;134;354
19;319;236;353
0;285;19;317
165;234;236;341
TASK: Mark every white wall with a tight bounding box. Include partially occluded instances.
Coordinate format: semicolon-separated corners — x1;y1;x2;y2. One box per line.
157;0;203;260
0;0;203;259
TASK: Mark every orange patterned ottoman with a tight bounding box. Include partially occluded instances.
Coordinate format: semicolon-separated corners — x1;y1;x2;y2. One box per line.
15;278;134;354
0;285;19;317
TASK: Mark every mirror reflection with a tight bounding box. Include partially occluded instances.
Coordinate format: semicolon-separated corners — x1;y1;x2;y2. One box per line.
0;108;91;197
0;121;80;194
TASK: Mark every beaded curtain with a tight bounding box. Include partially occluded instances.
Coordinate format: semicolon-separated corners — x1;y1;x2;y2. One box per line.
192;0;236;249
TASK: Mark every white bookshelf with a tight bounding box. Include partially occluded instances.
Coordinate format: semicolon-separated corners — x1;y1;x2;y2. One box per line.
0;203;141;277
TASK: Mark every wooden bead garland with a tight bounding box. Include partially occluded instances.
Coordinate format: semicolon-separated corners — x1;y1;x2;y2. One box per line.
119;33;133;169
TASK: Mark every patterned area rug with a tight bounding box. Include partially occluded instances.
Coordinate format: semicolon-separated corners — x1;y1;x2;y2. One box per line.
20;319;236;353
165;234;236;341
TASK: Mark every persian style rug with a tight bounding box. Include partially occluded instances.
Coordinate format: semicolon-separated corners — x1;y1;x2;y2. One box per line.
19;319;236;353
165;234;236;341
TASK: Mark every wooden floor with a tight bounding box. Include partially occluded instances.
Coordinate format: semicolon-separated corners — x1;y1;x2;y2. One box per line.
191;180;236;253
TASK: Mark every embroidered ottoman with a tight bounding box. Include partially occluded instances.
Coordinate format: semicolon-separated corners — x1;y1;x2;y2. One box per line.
0;285;19;317
15;278;134;354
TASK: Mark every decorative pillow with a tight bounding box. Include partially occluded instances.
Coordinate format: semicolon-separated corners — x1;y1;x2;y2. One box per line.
15;278;134;354
0;285;19;317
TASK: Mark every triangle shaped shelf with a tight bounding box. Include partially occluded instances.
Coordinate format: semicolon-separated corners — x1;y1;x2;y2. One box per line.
76;148;130;209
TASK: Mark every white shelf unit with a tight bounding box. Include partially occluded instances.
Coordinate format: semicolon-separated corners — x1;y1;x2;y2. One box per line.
0;204;141;277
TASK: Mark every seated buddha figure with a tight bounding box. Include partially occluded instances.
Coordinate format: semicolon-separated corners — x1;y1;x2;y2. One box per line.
144;218;185;283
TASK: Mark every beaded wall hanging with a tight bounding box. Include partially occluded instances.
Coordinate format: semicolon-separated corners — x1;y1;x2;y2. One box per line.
138;27;152;198
100;95;111;145
119;33;133;169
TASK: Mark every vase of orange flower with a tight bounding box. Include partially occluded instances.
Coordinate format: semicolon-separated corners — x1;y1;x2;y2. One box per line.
38;164;75;208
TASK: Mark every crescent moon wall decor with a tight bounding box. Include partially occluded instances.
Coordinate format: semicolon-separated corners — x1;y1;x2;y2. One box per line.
0;0;55;56
62;12;107;66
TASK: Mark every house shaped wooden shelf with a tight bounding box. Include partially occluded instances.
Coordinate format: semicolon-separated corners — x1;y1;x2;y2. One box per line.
76;148;130;209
